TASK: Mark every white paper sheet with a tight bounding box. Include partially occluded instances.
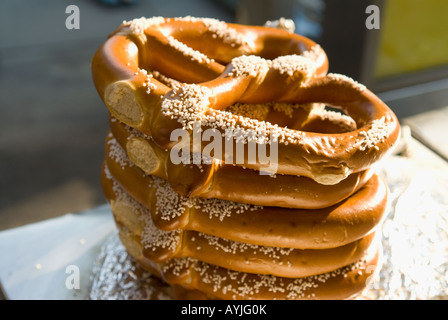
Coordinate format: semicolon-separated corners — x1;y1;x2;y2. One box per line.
0;204;115;300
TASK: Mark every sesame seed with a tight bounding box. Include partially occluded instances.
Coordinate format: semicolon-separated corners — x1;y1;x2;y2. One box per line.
167;36;212;64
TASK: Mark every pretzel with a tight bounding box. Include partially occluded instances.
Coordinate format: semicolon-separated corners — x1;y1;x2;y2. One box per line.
102;167;381;299
102;134;389;250
91;16;400;185
109;116;373;209
102;166;378;278
114;216;381;300
171;286;213;300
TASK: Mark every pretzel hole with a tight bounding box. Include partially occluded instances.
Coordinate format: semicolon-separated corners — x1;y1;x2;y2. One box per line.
105;81;143;126
225;102;356;134
301;106;357;134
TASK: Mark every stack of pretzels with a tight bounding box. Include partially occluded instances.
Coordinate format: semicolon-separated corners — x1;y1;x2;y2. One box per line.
91;16;400;300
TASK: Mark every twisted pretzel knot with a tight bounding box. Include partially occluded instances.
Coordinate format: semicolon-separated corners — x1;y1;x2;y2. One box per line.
91;16;397;300
92;16;399;185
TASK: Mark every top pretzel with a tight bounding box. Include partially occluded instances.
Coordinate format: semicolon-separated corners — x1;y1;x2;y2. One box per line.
91;16;400;185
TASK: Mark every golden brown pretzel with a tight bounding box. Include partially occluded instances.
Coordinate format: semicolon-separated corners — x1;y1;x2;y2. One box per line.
102;134;389;250
103;170;381;300
102;167;377;278
114;218;381;300
91;17;326;129
109;117;372;209
91;16;400;185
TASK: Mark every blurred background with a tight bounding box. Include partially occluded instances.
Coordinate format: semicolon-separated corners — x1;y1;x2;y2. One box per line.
1;0;447;231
